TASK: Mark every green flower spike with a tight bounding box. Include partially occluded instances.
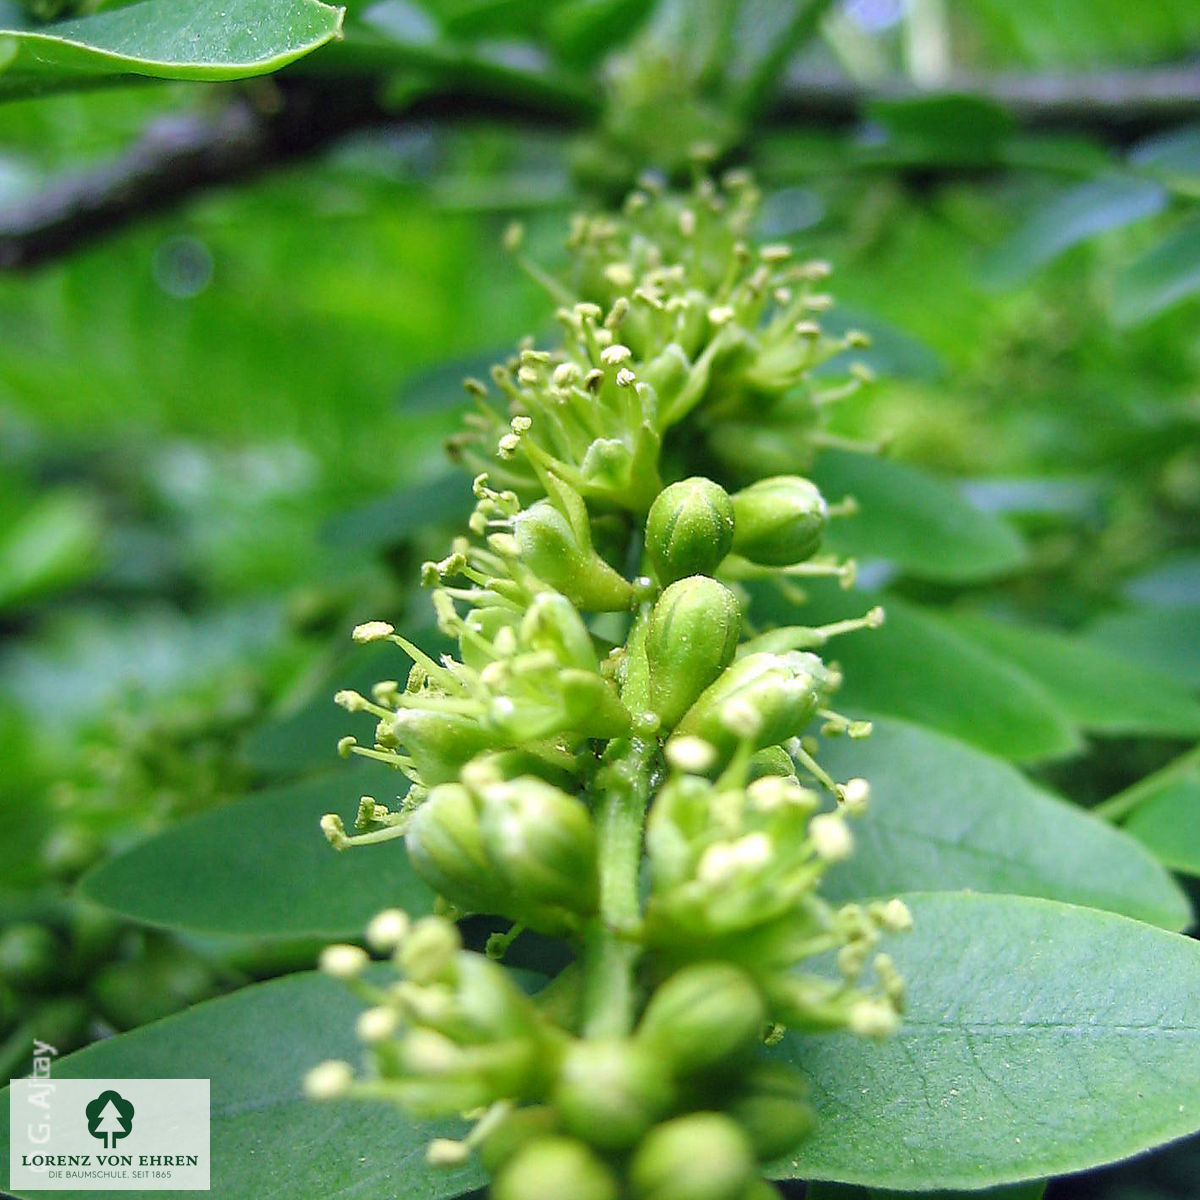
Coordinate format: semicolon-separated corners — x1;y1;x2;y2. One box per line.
315;177;907;1200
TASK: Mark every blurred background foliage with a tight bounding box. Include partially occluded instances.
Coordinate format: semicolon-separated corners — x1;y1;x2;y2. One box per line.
1;1;1200;1196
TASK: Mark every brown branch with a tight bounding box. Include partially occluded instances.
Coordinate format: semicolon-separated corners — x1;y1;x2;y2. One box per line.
4;64;1200;271
0;81;584;271
774;62;1200;135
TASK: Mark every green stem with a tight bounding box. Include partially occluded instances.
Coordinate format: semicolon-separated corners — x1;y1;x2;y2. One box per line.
1093;740;1200;822
580;607;656;1038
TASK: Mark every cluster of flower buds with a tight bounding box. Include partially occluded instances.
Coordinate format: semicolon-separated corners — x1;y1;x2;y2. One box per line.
314;177;905;1200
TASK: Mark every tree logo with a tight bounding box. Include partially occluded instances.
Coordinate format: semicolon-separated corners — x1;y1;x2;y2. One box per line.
85;1090;135;1149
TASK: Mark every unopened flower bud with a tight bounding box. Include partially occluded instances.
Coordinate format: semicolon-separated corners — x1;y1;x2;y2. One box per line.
731;476;828;566
514;499;632;612
479;779;598;917
725;1063;814;1160
406;785;508;917
647;577;742;730
396;917;461;985
493;1137;619;1200
304;1060;354;1100
645;477;735;585
809;811;853;862
319;944;369;980
365;908;410;952
674;651;833;763
391;709;500;787
479;1106;560;1174
638;963;766;1074
553;1037;675;1151
630;1113;756;1200
520;592;598;672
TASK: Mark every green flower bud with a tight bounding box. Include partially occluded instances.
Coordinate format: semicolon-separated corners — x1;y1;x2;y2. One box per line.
731;476;828;566
392;709;500;786
479;778;598;918
673;651;833;763
630;1113;756;1200
553;1037;676;1151
746;745;796;782
462;605;519;671
515;499;633;612
646;477;735;585
0;923;63;991
479;1106;560;1174
647;577;742;730
407;784;508;917
397;916;461;985
724;1063;814;1160
493;1137;619;1200
520;592;598;672
638;963;765;1075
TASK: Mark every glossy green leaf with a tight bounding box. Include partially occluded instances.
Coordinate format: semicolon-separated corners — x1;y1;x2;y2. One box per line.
0;969;481;1200
809;1184;1044;1200
811;451;1028;582
1113;217;1200;326
0;0;344;100
1124;773;1200;878
822;716;1189;930
754;584;1081;763
945;612;1200;737
80;762;435;938
1085;605;1200;691
982;177;1167;288
769;892;1200;1189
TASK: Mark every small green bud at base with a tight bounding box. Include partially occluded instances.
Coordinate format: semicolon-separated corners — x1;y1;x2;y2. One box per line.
646;477;735;584
638;963;766;1075
493;1137;619;1200
553;1037;676;1151
479;778;599;917
731;476;828;566
673;651;833;763
630;1113;757;1200
478;1107;560;1174
515;500;633;612
647;576;742;730
724;1063;814;1160
407;785;509;918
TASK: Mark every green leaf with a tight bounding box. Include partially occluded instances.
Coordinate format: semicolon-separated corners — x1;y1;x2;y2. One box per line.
1085;605;1200;691
769;892;1200;1189
754;584;1081;763
0;0;344;100
80;762;435;938
810;451;1027;583
0;489;101;610
1113;216;1200;326
809;1184;1044;1200
945;612;1200;738
821;717;1190;931
1124;774;1200;878
0;969;482;1200
982;176;1167;288
866;94;1016;167
322;476;473;551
